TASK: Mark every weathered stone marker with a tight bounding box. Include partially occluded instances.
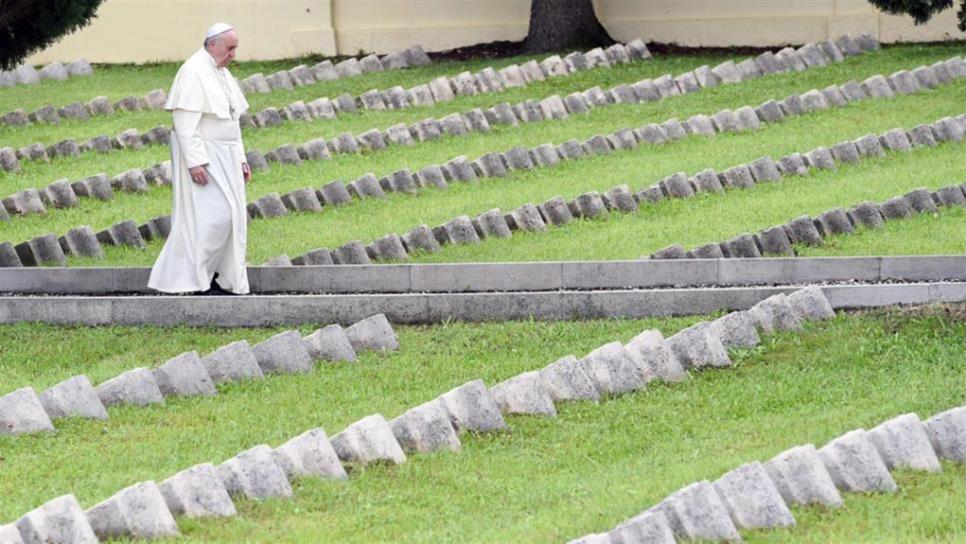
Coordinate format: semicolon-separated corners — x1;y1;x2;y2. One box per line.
273;427;348;480
155;351;217;397
38;375;108;420
84;481;179;540
666;323;732;368
625;330;688;383
818;429;897;493
159;462;237;518
390;399;462;453
331;414;407;465
866;413;942;472
538;355;601;402
345;313;399;352
303;324;357;362
764;444;843;507
0;386;55;435
579;342;646;394
95;367;165;407
16;494;98;544
201;340;264;384
490;371;557;416
218;444;294;499
437;379;508;433
713;461;796;529
252;330;314;374
924;406;966;461
650;480;742;541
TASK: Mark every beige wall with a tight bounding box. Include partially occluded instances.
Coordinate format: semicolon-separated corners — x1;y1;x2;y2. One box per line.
28;0;966;65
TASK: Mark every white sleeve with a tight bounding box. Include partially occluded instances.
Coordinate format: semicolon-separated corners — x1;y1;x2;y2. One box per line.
172;109;209;168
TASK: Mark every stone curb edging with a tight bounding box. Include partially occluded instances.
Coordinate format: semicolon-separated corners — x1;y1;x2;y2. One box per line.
0;58;93;90
6;66;961;270
651;184;966;261
0;314;398;438
567;402;963;542
253;114;964;268
0;281;962;326
0;286;835;540
4;256;965;296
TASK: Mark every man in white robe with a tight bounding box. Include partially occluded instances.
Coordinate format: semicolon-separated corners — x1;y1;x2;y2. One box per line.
148;23;252;295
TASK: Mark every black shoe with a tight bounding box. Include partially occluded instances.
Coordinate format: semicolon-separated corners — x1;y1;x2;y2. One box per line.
197;275;236;296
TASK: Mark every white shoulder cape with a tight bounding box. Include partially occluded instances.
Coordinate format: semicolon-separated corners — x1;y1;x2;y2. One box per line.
164;48;249;119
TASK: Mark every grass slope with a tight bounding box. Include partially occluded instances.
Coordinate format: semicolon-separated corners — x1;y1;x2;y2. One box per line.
0;307;963;542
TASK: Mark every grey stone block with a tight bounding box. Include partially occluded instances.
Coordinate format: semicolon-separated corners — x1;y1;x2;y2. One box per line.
820;39;846;62
944;57;966;78
390;399;461;453
866;413;942;472
888;70;920;94
667;322;731;369
317;180;352;206
39;375;108;420
335;58;363;78
903;187;939;213
848;201;886;229
331;132;360;154
16;494;98;544
786;215;823;246
539;95;569;120
779;94;805;116
605;43;631;64
688;243;725;259
839;80;867;103
66;57;93;76
756;99;785;123
428;76;455;102
818;429;897;493
475;209;512;239
265;70;295;90
333;93;357;114
4;188;46;215
253;330;313;374
583;48;609;69
935;185;966;207
777;153;808;176
685;114;715;136
505;146;535;170
714;461;796;530
540;55;569;76
59;226;104;259
539;197;574;226
245;150;269;171
155;351;216;397
451;71;478;96
368;233;408;262
95;367;164;407
331;414;407;465
861;74;894;98
722;233;762;259
253;107;282;128
570;192;607;219
787;287;836;321
538;355;600;402
498;65;526;88
307;97;336;120
475;68;504;93
637;123;668;145
348;173;386;200
282;100;312;121
72;174;114;201
776;47;807;71
442;156;478;183
907;124;937;147
749;156;781;182
912;65;939;89
85;481;179;540
711;109;739;133
474;152;508;178
0;242;22;267
879;196;913;220
274;427;347;480
734;105;761;131
719;165;755;189
603;185;639;212
357;129;387;152
31;105;61;124
711;60;742;83
438;379;508;433
282;188;323;213
695;64;723;87
490;371;557;416
385;123;415;147
58;102;89;120
488;102;519;126
439;113;468;137
268;143;304;165
292;249;333;266
924;406;966;461
415;165;448;190
0;523;22;543
691;169;723;194
661;172;694;199
651;245;687;260
16;234;67;267
652;74;681;98
2;109;29;126
815;208;854;237
652;480;742;541
580;342;646;395
758;226;794;256
799;42;828;67
748;293;803;334
607;128;638;151
15;64;41;85
346;313;399;352
530;144;561;167
248;193;289;219
402;225;441;254
0;147;23;173
710;311;761;349
436;215;481;245
218;444;294;499
803;146;837;170
159;462;237;518
557;139;585;160
822;84;848;107
201;340;264;384
765;444;843;507
0;386;55;435
737;57;764;79
562;92;590;115
608;510;675;544
564;51;589;72
303;324;357;362
262;255;292;267
625;330;688;383
630;79;660;102
831;141;860;164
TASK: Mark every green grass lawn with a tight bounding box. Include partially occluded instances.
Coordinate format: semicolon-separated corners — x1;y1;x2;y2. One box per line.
0;306;962;542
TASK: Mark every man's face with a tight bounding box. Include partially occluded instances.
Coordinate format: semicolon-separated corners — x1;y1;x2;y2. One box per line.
209;30;239;68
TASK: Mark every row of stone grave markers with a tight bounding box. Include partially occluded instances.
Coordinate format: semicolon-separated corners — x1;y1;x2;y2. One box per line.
0;32;889;180
2;98;962;270
238;31;875;134
1;44;945;222
0;286;838;542
3;46;955;217
0;90;168;130
0;59;93;88
567;408;965;543
0;44;429;131
253;114;965;267
237;44;433;97
650;184;966;261
0;314;398;436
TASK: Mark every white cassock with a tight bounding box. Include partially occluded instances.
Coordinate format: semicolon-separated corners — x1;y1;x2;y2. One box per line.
148;48;251;294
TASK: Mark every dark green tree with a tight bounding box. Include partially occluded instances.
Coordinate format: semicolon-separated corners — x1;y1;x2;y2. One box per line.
867;0;966;31
524;0;615;53
0;0;104;69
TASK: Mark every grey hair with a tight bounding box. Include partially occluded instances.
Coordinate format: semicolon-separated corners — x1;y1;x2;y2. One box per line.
203;35;217;48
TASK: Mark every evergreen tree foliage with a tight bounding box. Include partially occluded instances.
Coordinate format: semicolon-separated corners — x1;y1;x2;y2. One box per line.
0;0;104;69
867;0;965;31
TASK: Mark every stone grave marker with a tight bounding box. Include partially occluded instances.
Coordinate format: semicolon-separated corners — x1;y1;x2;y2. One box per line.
390;399;462;453
218;444;293;499
713;462;796;529
331;414;407;465
159;462;237;518
273;428;347;480
85;481;179;540
438;379;508;433
818;429;897;493
38;375;108;420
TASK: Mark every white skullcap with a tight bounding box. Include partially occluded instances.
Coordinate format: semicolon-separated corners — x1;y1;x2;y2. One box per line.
205;22;234;39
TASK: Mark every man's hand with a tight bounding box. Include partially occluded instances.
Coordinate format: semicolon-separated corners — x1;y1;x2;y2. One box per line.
189;165;209;186
242;162;251;183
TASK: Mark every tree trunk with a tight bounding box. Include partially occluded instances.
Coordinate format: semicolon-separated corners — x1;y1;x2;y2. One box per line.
524;0;615;53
